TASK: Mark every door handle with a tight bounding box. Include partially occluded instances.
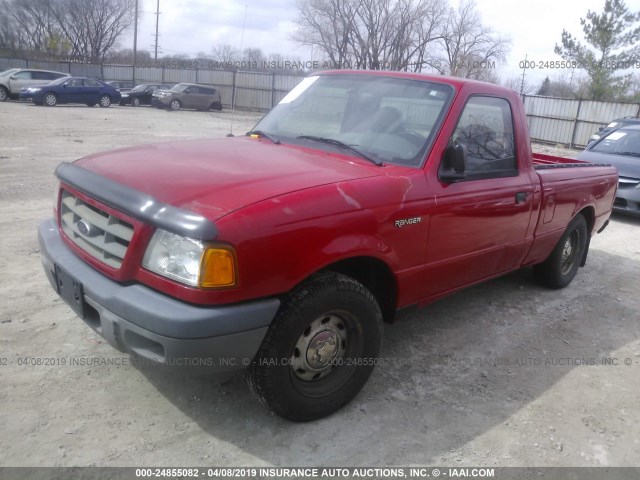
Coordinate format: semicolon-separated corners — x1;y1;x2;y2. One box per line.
515;192;528;204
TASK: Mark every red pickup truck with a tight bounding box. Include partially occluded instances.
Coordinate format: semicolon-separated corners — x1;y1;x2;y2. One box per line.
39;71;617;421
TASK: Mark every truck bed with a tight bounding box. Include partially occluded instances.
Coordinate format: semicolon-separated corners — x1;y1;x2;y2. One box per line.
532;152;610;169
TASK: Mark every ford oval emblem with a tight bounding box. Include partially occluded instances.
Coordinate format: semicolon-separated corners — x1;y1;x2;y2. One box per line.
77;219;93;236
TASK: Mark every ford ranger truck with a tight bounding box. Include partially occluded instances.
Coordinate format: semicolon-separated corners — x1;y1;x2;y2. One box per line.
39;71;618;421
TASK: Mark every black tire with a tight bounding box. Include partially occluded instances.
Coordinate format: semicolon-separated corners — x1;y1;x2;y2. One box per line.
211;102;222;111
534;214;588;289
0;86;8;102
132;97;140;107
246;272;383;422
99;95;111;108
169;99;181;111
44;92;57;106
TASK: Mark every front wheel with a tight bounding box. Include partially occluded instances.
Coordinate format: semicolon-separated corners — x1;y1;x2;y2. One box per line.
534;214;588;289
132;97;140;107
169;99;181;111
246;272;383;421
44;93;57;106
99;95;111;107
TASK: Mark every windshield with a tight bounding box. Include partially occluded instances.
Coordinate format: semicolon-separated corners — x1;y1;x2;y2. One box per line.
252;74;453;166
132;84;148;92
591;129;640;157
171;84;189;92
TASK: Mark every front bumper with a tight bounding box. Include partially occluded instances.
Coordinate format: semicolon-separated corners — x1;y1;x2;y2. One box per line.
38;219;280;374
613;184;640;217
151;97;170;108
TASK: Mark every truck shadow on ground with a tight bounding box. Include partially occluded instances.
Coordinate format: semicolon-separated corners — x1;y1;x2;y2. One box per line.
135;249;640;465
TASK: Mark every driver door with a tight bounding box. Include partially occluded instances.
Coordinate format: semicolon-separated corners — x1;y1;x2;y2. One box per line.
423;95;535;296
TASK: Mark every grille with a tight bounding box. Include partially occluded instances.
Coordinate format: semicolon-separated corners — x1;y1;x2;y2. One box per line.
60;190;134;269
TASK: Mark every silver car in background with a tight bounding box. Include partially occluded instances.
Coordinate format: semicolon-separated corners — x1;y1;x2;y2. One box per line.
0;68;69;101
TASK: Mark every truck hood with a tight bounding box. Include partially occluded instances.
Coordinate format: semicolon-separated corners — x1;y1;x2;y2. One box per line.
75;137;384;220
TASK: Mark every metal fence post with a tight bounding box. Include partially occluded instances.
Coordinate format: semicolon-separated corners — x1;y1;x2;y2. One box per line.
231;70;237;110
271;73;276;108
569;98;583;149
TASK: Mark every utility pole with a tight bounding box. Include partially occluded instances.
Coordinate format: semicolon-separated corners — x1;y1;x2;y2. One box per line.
519;53;527;96
133;0;138;84
153;0;161;61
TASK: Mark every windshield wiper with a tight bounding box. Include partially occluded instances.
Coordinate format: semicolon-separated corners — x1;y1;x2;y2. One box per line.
616;151;640;157
246;130;281;144
296;135;383;166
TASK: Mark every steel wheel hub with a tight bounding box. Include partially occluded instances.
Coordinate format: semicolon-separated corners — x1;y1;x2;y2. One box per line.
292;314;347;381
560;231;579;275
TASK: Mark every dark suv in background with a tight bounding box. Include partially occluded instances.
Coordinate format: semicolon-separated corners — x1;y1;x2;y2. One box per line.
0;68;69;101
151;83;222;111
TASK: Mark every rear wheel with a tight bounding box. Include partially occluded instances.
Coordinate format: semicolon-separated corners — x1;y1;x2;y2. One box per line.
534;214;588;289
210;102;222;111
169;99;181;111
246;272;383;421
99;95;111;107
0;86;8;102
44;93;57;106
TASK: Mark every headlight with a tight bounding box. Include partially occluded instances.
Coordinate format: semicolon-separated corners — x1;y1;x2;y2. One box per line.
142;229;236;288
27;87;41;93
122;93;129;98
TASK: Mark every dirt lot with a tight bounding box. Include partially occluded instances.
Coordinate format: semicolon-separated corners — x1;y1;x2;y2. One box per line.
0;100;639;468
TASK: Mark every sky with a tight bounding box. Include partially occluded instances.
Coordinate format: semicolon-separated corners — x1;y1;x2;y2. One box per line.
125;0;632;89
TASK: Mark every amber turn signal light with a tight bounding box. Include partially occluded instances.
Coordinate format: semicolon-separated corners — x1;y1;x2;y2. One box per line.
199;248;237;288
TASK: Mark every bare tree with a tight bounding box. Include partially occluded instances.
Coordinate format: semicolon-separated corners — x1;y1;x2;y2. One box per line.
50;0;136;62
0;0;135;61
293;0;447;71
212;44;239;64
435;0;509;80
503;76;535;95
0;0;69;57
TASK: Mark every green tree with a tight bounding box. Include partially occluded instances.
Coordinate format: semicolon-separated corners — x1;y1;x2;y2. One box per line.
537;77;551;96
554;0;640;100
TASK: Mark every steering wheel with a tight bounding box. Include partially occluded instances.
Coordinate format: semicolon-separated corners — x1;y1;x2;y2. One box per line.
397;130;425;148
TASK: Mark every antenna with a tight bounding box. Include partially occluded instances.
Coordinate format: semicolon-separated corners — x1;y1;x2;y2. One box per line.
227;4;248;137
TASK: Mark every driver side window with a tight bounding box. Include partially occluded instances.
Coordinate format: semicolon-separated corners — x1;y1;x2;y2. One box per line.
454;96;516;177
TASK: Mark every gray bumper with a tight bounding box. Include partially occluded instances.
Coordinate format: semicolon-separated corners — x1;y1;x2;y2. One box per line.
38;219;280;374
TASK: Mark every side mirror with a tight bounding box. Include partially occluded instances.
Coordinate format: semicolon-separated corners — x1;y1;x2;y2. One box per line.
598;126;604;132
439;143;467;183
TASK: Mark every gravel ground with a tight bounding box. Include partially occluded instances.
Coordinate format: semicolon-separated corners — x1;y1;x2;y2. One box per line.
0;100;639;468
